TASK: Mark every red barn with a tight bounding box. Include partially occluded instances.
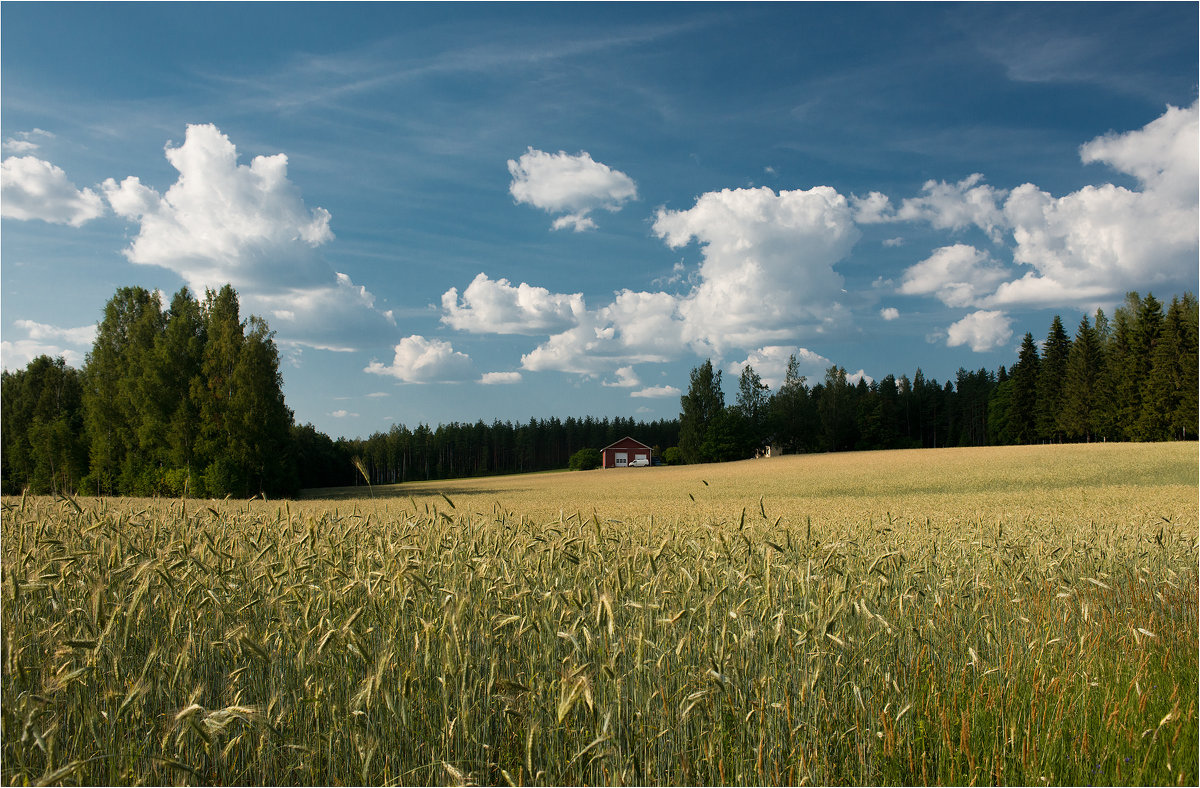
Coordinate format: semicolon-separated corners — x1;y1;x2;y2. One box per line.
601;437;652;468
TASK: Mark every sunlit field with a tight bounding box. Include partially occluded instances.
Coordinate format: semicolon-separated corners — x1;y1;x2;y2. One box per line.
4;443;1196;785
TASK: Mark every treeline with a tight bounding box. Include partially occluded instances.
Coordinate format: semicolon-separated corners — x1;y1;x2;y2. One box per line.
331;417;681;488
680;292;1198;462
0;283;680;496
3;287;1195;497
2;285;296;497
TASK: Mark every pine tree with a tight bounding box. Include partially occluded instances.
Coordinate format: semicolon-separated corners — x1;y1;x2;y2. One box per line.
1035;316;1071;442
1102;298;1138;439
1126;293;1164;441
1170;293;1199;439
1006;333;1040;444
768;354;815;453
818;366;858;451
1058;315;1104;441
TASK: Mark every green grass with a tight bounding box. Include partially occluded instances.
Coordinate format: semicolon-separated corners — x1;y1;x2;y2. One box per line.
3;443;1196;785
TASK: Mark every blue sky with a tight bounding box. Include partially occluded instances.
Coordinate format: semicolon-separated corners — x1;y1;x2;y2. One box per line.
3;2;1197;439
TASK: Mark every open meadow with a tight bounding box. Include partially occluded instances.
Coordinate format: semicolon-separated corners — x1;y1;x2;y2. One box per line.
3;443;1197;785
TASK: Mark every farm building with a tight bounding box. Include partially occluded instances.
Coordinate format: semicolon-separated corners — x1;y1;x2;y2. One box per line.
601;437;652;468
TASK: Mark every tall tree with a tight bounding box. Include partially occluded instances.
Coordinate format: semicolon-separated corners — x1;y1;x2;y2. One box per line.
1;356;87;494
768;354;815;453
679;359;725;463
1058;315;1104;441
1170;294;1199;440
818;366;858;452
81;287;165;495
1035;316;1072;442
229;316;297;495
195;285;246;495
157;288;206;491
734;363;770;455
1006;333;1040;444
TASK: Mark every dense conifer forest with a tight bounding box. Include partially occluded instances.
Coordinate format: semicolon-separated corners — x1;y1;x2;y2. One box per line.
2;287;1196;497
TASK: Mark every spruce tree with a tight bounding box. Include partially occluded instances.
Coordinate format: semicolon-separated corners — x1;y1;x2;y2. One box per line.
768;354;815;453
1006;333;1040;444
1137;297;1185;441
1058;316;1103;441
1171;293;1199;439
1125;294;1164;441
231;316;297;495
1103;298;1139;439
1035;316;1071;442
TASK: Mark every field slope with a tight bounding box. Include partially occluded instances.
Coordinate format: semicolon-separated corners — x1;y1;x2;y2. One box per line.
4;442;1197;785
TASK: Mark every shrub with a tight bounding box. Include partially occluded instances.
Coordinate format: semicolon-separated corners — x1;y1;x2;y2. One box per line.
568;447;601;471
662;446;683;465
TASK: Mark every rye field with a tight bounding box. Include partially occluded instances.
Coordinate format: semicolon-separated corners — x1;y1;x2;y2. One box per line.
2;443;1197;786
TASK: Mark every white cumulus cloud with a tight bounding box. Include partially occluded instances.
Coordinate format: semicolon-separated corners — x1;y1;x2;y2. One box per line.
654;185;860;351
880;307;900;321
601;366;640;388
102;124;394;350
992;101;1198;307
894;173;1008;241
364;335;476;383
945;310;1013;352
898;244;1011;307
1;156;105;226
441;273;585;334
508;147;637;231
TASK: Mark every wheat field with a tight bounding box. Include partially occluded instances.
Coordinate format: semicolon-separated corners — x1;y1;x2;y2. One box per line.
3;443;1196;785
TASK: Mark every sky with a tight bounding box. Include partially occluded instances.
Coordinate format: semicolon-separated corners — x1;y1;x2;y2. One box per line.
2;2;1197;440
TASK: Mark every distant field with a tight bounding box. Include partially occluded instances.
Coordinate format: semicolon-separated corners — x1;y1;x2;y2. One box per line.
4;442;1197;785
307;442;1199;527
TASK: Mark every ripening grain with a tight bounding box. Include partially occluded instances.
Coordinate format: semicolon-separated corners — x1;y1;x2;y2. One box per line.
3;443;1196;785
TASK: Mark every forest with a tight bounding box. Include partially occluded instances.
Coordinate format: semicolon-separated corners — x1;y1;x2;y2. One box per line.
2;287;1196;497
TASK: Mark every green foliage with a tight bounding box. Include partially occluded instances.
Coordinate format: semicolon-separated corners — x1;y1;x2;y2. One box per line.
734;364;769;454
679;360;726;463
1058;315;1105;441
1006;333;1040;444
62;284;297;498
662;446;683;465
567;447;601;471
1035;315;1071;441
1;356;87;494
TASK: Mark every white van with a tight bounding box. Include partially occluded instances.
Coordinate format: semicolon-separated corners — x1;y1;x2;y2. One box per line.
630;457;650;467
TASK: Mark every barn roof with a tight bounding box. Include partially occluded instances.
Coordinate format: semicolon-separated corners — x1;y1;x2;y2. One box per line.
601;436;652;451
